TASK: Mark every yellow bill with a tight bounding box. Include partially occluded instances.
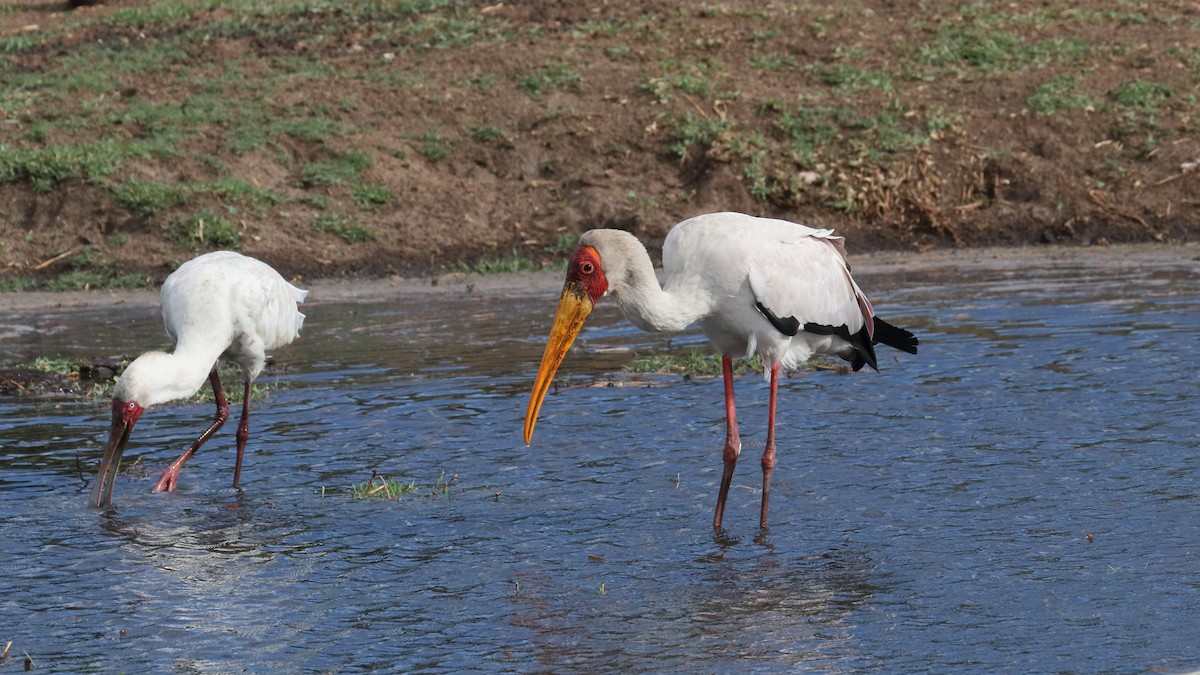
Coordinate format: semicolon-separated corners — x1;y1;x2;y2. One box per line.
523;281;594;444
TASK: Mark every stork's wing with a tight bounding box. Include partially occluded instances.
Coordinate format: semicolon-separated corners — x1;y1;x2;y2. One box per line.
745;229;872;339
241;258;308;351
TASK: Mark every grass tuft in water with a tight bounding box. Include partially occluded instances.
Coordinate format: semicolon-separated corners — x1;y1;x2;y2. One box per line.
4;356;285;401
351;470;457;501
625;350;762;378
625;350;845;378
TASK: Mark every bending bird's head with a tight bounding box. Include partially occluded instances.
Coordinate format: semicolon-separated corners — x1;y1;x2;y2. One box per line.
523;244;608;444
90;396;145;508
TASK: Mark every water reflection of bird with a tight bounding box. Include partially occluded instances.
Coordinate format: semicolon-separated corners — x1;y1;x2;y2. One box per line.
523;212;918;531
90;251;307;508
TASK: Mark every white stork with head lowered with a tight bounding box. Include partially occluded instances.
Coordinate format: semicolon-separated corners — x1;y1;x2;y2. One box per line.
91;251;307;508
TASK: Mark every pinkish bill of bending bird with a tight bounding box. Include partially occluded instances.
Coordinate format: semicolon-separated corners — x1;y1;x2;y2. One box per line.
523;211;918;531
90;251;307;508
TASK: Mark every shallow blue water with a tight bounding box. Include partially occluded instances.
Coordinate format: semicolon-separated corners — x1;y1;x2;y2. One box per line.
1;248;1198;673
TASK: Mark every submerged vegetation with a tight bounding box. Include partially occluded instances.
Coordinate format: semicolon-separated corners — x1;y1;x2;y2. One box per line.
625;349;848;378
0;356;287;401
349;470;457;501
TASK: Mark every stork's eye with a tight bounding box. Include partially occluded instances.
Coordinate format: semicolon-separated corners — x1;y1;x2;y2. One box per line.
580;262;595;275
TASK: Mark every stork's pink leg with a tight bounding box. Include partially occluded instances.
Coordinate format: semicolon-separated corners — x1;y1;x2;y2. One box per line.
759;363;781;531
232;378;252;488
153;368;229;493
713;355;741;531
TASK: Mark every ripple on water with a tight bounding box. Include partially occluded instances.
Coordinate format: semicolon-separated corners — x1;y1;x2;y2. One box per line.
1;252;1199;672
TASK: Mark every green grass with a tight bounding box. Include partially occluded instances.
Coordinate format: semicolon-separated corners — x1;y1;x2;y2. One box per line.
110;179;191;217
469;125;513;147
518;63;582;96
776;106;842;163
809;63;894;93
0;0;1191;274
623;350;845;378
546;232;581;256
0;269;152;292
643;62;717;103
351;183;394;208
12;356;278;401
0;276;40;293
207;176;281;212
352;476;417;500
625;350;763;377
416;132;453;162
15;247;156;292
749;52;796;72
668;114;732;159
1111;79;1173;110
311;213;376;243
350;471;456;500
299;151;372;188
0;140;147;192
1028;74;1097;115
460;250;542;274
169;210;242;250
915;19;1093;75
46;270;113;292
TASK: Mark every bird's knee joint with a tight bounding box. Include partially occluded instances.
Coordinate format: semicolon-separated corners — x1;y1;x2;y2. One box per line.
761;447;776;471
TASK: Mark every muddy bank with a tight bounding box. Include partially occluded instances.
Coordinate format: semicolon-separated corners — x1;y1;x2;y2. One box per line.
1;242;1195;314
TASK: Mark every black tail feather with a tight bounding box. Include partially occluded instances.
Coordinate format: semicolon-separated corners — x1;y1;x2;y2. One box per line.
804;321;877;372
803;317;917;373
873;317;919;354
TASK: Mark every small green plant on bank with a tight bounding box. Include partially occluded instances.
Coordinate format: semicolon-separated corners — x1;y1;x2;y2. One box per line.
299;151;372;188
519;63;582;96
351;183;394;208
469;125;513;147
1028;74;1097;115
110;179;191;217
169;210;242;250
416;132;453;162
311;213;376;243
1112;78;1173;110
547;232;580;256
459;250;542;274
0;277;39;292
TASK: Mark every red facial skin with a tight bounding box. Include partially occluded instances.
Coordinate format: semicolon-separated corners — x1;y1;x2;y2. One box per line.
523;244;610;444
117;398;145;428
566;245;607;304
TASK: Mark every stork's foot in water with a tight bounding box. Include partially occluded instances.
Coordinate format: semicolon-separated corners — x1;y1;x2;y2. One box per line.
151;462;185;493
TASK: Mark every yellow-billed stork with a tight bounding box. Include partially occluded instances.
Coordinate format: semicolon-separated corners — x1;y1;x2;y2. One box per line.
524;212;918;531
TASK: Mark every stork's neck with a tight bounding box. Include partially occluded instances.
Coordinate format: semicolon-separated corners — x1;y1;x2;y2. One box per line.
608;243;711;334
116;343;225;408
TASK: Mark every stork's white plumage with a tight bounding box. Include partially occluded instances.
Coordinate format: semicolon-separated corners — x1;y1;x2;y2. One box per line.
90;251;307;508
524;212;918;531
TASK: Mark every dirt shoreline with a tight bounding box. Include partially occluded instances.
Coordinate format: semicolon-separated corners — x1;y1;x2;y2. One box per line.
2;1;1198;286
2;242;1195;313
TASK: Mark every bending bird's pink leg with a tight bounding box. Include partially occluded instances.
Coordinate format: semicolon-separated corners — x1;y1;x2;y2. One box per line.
759;363;781;531
232;378;252;488
153;368;229;493
713;355;741;531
